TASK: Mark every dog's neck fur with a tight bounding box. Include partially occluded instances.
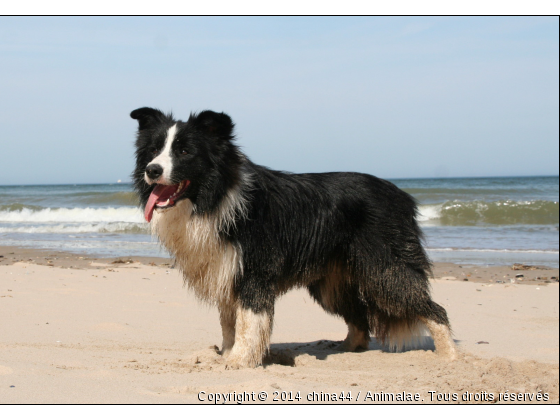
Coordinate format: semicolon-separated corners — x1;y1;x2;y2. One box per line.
185;142;246;216
150;165;252;306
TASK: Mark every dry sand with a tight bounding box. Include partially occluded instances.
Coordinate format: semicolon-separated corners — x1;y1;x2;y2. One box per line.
0;247;558;404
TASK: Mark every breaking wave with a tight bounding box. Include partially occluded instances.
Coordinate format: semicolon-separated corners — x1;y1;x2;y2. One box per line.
0;205;143;223
418;200;558;226
0;206;147;234
0;200;558;234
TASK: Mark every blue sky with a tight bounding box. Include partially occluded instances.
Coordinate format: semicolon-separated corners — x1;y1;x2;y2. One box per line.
0;16;558;185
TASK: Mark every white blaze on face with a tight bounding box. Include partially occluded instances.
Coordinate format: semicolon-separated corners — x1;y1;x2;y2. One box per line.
145;124;178;185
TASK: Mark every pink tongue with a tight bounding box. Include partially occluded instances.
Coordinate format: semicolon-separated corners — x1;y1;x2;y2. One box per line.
144;184;180;222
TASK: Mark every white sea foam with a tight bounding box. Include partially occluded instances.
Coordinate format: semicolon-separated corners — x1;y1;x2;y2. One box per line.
417;200;559;226
0;222;148;235
0;207;144;223
417;204;442;223
427;247;559;254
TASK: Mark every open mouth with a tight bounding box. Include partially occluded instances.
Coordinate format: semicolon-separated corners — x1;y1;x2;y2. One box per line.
144;180;190;222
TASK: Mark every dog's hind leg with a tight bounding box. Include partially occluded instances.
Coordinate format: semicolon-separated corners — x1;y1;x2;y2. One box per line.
225;304;273;368
307;279;370;352
219;305;236;357
419;308;457;360
414;297;456;360
423;319;456;360
336;290;371;352
340;322;370;352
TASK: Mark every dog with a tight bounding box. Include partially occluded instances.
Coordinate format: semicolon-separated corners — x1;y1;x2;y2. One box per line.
131;107;456;368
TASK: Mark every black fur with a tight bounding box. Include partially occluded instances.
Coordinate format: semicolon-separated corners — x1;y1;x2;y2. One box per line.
131;107;450;352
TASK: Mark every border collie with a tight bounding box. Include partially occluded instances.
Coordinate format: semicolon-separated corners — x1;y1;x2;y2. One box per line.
131;107;456;368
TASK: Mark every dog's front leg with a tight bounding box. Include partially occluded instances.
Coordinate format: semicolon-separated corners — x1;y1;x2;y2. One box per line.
225;304;273;368
219;305;236;357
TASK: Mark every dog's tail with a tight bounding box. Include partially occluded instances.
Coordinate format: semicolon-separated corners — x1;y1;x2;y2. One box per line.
377;318;430;352
363;262;456;358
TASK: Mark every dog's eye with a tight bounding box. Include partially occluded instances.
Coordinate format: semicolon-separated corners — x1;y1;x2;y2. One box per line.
151;148;159;155
181;149;188;155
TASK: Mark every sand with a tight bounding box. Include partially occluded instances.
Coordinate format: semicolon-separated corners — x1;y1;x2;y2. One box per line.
0;246;558;404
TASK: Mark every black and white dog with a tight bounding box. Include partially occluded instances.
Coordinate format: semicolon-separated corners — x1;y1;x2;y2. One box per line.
131;107;456;368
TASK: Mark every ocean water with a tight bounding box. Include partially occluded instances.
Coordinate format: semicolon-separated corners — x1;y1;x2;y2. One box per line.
0;176;558;267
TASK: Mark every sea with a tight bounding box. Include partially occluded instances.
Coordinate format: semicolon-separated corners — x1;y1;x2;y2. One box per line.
0;176;558;268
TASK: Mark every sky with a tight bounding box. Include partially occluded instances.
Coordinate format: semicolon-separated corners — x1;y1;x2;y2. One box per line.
0;16;558;185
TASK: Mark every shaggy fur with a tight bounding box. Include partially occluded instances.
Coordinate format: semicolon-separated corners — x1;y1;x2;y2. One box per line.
131;107;456;367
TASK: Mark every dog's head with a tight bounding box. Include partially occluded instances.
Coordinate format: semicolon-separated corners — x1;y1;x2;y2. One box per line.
131;107;237;222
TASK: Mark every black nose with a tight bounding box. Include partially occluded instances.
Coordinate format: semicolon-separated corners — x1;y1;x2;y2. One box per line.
146;164;163;180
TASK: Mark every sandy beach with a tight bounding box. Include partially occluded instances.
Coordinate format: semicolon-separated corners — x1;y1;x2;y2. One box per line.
0;246;558;404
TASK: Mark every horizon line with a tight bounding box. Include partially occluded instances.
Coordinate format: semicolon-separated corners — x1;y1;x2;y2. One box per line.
0;173;559;188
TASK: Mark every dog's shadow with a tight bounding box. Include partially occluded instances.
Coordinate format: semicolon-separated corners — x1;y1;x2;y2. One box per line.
264;337;441;367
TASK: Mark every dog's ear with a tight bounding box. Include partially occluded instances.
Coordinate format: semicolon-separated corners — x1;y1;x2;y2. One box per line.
192;111;234;139
130;107;166;130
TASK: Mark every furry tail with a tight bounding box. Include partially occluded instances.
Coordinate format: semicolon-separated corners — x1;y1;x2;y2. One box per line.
363;263;455;356
371;311;456;359
384;319;430;352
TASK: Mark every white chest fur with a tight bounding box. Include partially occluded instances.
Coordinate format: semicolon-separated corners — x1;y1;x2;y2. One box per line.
151;199;242;306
